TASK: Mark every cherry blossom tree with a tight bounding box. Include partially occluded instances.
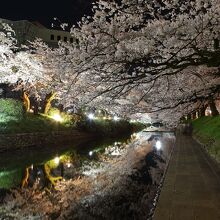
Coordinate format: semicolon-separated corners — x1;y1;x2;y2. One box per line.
1;0;220;125
60;0;220;124
0;25;65;112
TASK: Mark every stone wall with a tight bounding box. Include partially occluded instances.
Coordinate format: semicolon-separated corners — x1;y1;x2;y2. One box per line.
0;130;95;152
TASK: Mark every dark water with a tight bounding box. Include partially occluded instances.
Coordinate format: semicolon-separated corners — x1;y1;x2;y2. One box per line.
0;134;132;189
0;131;176;220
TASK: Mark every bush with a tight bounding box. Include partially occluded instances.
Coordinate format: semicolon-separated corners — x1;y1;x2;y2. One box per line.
48;107;75;127
0;98;23;122
76;119;142;137
47;107;60;116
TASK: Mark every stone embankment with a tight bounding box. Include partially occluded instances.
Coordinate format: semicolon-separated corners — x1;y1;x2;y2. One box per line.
0;130;95;152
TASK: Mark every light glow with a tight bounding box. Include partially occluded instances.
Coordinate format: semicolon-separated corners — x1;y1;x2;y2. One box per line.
67;162;71;168
88;113;94;120
113;116;119;121
155;141;162;150
89;151;93;156
52;113;63;122
54;156;60;165
130;119;136;123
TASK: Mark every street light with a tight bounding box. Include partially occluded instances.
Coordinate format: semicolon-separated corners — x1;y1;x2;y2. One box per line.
88;113;94;120
113;116;119;121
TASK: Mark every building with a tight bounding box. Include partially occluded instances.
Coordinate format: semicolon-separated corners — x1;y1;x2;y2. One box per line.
0;18;74;47
0;18;76;100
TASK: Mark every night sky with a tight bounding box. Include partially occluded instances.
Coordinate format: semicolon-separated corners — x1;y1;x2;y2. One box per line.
1;0;93;29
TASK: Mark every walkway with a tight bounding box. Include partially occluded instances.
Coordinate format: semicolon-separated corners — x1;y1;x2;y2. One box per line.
153;133;220;220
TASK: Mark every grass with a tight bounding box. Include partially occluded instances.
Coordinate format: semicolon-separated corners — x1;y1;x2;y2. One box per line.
0;113;72;134
0;112;145;135
0;98;145;135
0;169;23;189
192;116;220;161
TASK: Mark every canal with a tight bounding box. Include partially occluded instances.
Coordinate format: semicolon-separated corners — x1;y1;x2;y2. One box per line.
0;131;175;219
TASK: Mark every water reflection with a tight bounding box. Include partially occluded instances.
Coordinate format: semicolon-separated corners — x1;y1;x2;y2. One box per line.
0;133;133;189
0;131;176;219
0;131;175;191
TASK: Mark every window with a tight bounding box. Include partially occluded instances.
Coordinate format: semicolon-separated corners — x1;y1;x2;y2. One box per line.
50;34;54;40
57;35;61;41
70;37;74;43
64;36;67;42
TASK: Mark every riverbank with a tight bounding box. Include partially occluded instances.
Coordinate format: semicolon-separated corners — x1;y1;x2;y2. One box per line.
0;132;175;219
0;98;145;152
192;116;220;162
0;115;143;152
0;130;96;152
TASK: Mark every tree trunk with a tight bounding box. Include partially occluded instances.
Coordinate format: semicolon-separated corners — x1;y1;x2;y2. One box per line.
199;106;206;117
33;98;39;115
191;112;197;120
209;99;219;116
23;92;30;112
43;92;56;115
21;167;30;188
43;164;62;189
187;114;191;120
214;39;219;50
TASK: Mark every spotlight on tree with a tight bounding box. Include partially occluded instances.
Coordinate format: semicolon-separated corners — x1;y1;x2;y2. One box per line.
52;113;63;122
54;156;60;165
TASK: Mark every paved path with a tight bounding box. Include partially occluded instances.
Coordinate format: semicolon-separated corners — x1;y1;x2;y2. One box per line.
153;133;220;220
